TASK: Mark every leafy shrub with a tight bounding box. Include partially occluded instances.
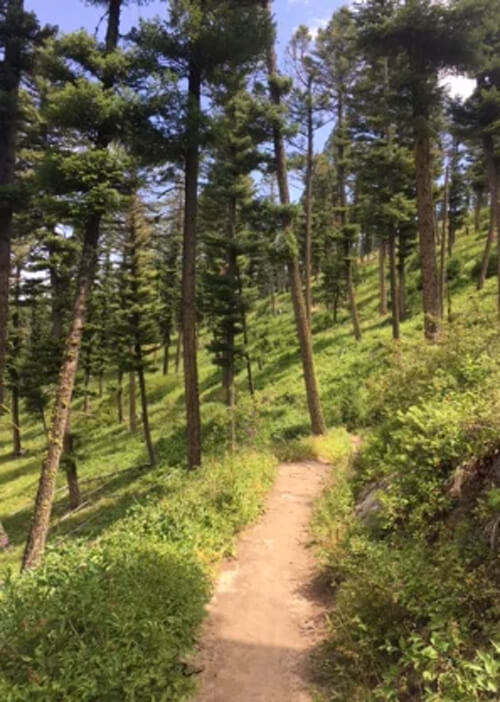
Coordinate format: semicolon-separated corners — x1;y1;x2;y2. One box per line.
312;324;500;701
0;451;275;700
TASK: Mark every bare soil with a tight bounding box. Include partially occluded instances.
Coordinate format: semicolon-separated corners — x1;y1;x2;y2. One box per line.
193;460;330;702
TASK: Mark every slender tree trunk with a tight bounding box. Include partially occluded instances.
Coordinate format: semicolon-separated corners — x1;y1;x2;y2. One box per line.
388;231;399;340
182;57;202;469
98;370;103;398
337;97;362;341
415;130;440;340
478;196;495;291
474;190;483;233
175;328;182;374
11;263;22;455
22;0;123;571
83;361;91;415
63;415;80;511
304;80;314;323
129;367;137;433
483;136;500;315
117;368;123;424
439;165;449;318
378;238;387;316
136;345;155;465
163;332;170;375
0;0;23;412
263;2;325;435
236;263;254;397
22;216;101;570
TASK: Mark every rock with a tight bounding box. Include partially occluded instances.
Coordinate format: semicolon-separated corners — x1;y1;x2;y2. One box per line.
355;479;389;525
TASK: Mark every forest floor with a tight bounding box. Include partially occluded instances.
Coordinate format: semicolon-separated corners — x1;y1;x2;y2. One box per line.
193;460;330;702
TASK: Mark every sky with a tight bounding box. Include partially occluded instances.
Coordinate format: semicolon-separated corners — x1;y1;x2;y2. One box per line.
23;0;475;189
24;0;337;62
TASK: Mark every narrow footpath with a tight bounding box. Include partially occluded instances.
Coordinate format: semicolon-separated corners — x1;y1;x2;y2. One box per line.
194;461;330;702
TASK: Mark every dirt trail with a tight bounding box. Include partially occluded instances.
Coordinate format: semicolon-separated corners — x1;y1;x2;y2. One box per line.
193;461;330;702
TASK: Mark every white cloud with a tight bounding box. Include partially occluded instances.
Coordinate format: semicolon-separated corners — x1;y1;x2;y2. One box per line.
308;16;329;39
439;73;476;100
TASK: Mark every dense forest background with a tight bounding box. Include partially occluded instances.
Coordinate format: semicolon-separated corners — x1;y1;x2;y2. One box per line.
1;0;500;699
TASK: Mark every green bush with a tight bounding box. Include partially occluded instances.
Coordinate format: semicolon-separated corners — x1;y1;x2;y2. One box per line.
0;451;275;700
312;325;500;701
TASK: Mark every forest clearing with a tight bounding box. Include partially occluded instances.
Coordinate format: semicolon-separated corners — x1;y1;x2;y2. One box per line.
2;0;500;700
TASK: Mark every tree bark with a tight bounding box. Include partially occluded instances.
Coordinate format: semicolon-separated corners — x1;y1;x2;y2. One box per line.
378;238;387;316
439;165;449;318
163;333;170;375
136;347;155;465
22;215;101;570
474;189;484;233
337;96;362;341
264;1;325;435
415;130;440;340
304;78;314;323
21;0;123;571
236;263;254;397
129;367;137;433
478;195;495;291
182;57;202;469
63;416;80;511
11;263;22;455
0;0;24;412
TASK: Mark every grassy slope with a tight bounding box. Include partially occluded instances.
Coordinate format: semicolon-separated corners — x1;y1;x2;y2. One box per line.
0;218;496;699
0;221;492;574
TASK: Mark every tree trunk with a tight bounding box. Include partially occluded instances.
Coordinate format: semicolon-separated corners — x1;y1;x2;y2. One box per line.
415;130;440;340
388;231;399;341
337;96;362;342
22;0;123;571
483;136;500;316
378;238;387;316
182;57;202;469
129;367;137;433
304;80;314;323
474;190;483;233
439;165;449;318
11;263;22;455
175;329;182;374
63;416;80;511
478;195;495;291
136;347;155;465
117;368;123;424
163;332;170;375
83;361;91;415
0;0;24;412
22;215;101;570
236;263;254;397
264;1;325;435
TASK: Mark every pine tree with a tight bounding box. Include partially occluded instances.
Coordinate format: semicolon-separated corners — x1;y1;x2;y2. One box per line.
22;0;128;571
316;7;362;341
262;0;326;436
358;0;474;340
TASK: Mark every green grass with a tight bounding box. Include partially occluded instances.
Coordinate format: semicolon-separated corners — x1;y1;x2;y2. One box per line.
1;215;499;699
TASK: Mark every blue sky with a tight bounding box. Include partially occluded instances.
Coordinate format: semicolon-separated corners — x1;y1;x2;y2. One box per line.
24;0;340;64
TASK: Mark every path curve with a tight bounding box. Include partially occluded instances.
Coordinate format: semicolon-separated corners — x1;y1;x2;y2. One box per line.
193;460;330;702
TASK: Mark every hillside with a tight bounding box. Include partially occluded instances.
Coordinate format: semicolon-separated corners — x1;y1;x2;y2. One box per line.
2;219;500;699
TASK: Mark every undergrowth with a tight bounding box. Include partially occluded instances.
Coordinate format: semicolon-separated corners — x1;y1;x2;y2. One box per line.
0;451;275;700
312;321;500;701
